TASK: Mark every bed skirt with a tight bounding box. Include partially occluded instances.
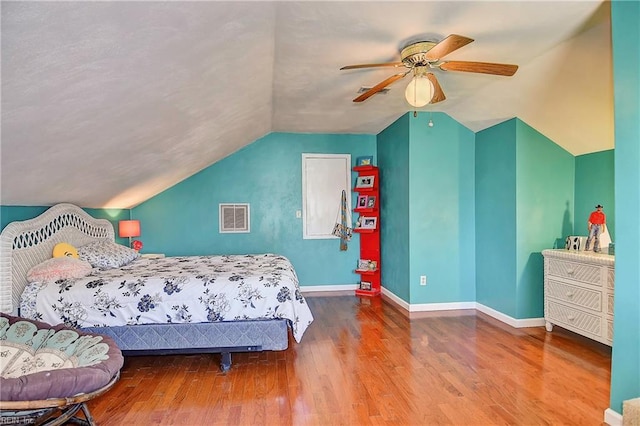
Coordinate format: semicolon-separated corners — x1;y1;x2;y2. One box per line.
82;319;289;371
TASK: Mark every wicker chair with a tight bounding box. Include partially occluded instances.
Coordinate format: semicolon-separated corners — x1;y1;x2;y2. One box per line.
0;314;123;425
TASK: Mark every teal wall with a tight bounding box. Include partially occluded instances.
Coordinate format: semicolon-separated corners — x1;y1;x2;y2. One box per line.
475;118;574;319
475;119;518;316
1;206;49;230
0;120;613;325
377;114;411;301
575;150;615;240
376;112;475;305
408;112;475;304
515;119;574;318
132;132;376;287
610;0;640;415
0;205;130;245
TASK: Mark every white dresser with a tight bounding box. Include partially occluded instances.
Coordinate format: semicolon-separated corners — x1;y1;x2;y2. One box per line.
541;249;614;346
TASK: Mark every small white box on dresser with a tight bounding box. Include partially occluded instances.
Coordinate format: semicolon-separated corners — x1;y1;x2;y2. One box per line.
542;249;614;346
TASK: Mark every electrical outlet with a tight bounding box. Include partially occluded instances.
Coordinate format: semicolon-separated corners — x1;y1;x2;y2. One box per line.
296;210;302;218
420;275;427;286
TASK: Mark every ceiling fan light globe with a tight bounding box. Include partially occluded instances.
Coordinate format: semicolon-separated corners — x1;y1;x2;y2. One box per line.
405;75;434;107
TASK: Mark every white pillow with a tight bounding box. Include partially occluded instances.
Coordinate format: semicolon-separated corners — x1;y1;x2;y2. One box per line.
26;257;93;283
78;240;140;269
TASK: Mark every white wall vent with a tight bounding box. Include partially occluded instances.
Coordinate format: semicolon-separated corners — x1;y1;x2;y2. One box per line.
358;87;390;94
219;203;250;233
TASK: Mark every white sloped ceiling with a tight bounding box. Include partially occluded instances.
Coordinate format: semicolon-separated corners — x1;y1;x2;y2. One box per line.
1;1;612;208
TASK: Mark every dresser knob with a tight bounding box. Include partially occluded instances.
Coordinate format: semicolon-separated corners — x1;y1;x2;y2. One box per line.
568;315;576;321
566;292;574;298
567;269;575;275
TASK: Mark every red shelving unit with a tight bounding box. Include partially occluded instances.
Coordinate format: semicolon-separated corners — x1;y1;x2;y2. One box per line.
353;165;381;297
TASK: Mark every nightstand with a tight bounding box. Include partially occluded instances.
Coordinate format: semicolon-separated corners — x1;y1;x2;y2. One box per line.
141;253;165;259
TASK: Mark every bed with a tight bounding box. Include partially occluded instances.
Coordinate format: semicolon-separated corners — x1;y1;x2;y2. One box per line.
0;203;314;371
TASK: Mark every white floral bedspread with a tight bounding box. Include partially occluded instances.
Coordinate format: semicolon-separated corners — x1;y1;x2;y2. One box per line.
21;254;313;343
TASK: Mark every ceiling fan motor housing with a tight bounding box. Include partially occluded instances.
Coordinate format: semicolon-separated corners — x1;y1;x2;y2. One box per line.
400;41;438;67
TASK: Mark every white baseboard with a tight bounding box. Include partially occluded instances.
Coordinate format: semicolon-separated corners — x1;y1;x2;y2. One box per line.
300;284;358;293
410;301;477;312
380;287;410;310
380;287;544;328
381;288;475;312
604;408;622;426
476;303;546;328
303;286;545;329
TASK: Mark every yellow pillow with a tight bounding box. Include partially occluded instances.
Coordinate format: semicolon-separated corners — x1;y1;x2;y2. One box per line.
52;242;79;259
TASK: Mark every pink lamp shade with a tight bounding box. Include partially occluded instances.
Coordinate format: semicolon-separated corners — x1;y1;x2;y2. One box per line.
118;220;140;238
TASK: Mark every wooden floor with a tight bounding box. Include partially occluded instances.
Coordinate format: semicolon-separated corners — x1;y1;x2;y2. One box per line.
87;295;612;425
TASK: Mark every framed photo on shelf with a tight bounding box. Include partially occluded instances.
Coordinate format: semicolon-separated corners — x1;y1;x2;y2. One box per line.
366;196;376;209
357;195;368;208
358;259;371;270
360;281;372;291
355;156;373;167
355;175;375;189
360;216;377;229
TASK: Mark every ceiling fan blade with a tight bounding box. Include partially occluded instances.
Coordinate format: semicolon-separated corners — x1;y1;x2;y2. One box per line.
425;34;474;61
340;62;404;70
426;73;446;104
439;61;519;76
353;72;409;102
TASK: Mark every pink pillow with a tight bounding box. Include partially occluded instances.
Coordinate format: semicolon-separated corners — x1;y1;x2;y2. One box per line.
26;257;93;283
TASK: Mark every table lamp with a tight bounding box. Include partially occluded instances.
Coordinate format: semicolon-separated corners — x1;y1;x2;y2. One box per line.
118;220;140;248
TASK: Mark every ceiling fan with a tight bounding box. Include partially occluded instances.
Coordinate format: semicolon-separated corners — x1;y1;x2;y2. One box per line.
340;34;518;106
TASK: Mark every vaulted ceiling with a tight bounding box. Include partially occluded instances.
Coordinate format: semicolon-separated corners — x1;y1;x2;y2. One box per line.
1;1;613;209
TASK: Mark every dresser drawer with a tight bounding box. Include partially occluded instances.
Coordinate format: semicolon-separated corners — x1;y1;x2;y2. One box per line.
546;280;602;312
547;259;603;286
546;301;601;336
607;267;614;290
607;319;614;343
607;294;614;316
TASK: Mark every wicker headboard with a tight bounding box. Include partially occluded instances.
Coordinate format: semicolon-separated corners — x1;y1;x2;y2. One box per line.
0;203;115;314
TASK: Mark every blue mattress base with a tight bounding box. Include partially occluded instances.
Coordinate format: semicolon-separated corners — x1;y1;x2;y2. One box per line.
82;319;289;372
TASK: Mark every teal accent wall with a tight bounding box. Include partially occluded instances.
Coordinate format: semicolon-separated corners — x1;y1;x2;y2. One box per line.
610;0;640;415
475;118;574;319
476;119;518;316
85;209;132;246
132;132;376;287
1;206;49;230
377;114;411;301
575;150;615;241
376;112;475;305
408;112;475;304
515;119;574;318
0;205;130;245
